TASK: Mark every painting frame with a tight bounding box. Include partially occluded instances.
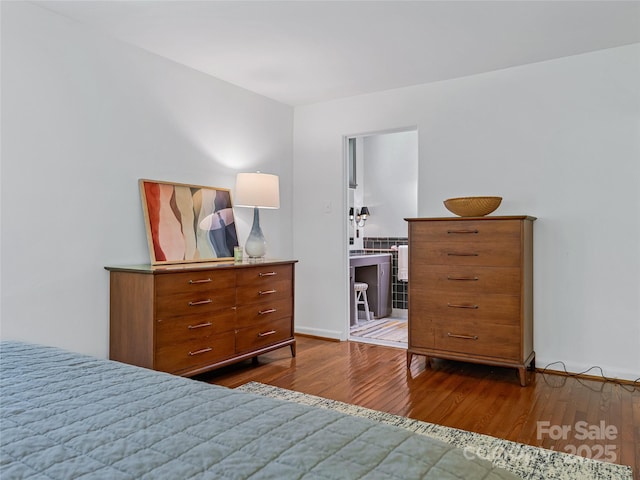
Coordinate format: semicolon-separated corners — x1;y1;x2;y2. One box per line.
139;179;239;265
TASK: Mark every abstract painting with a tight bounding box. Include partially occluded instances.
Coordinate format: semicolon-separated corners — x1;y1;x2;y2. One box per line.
139;179;239;264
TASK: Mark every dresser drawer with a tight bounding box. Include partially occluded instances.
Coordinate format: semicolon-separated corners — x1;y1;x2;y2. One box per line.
412;242;520;267
236;298;293;328
156;270;236;295
236;264;293;287
410;220;521;243
155;330;236;373
414;293;521;326
155;286;236;318
236;279;292;305
156;309;235;345
433;323;520;360
414;265;521;295
235;317;293;354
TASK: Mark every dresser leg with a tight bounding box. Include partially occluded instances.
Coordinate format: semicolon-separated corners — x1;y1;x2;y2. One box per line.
406;351;413;368
518;366;527;387
290;343;296;357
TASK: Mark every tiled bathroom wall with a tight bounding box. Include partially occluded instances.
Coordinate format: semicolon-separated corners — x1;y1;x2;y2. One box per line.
363;237;408;310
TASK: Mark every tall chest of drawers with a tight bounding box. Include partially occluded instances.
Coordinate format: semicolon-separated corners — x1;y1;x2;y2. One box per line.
106;260;296;377
406;217;535;386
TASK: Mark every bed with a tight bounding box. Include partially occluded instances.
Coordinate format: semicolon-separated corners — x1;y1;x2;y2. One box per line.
0;341;519;479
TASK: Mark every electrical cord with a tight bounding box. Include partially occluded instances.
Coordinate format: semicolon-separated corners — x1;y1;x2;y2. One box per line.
539;361;640;392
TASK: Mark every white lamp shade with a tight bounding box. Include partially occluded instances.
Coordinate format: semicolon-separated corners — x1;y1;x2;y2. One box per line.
234;172;280;209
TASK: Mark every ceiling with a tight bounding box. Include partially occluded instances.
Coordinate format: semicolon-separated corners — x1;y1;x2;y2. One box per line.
35;1;640;106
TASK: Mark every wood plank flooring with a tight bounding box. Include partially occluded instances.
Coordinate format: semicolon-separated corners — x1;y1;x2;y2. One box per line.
197;336;639;478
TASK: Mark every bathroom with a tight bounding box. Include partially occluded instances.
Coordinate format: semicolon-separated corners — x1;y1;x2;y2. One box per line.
347;128;419;347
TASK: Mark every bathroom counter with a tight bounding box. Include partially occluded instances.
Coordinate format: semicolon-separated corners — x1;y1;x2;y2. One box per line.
349;253;392;326
349;253;391;262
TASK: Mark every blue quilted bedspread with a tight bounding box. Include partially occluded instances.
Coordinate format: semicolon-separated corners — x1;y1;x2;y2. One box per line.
0;341;519;479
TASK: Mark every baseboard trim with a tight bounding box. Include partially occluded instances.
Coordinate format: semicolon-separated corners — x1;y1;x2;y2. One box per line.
391;308;408;319
536;367;639;387
295;333;341;342
294;326;344;341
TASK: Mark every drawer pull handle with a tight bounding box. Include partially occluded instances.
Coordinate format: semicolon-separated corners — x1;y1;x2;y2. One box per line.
447;252;479;257
188;347;213;356
258;308;277;315
447;229;479;234
188;278;212;284
447;276;479;281
447;303;479;309
259;289;277;295
188;322;212;329
259;271;278;277
447;333;479;340
258;330;277;338
188;299;213;306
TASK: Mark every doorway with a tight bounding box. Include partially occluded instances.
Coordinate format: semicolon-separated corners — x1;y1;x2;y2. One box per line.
346;128;418;348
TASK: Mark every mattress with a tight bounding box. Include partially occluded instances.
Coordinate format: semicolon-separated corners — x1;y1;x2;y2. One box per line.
0;341;520;479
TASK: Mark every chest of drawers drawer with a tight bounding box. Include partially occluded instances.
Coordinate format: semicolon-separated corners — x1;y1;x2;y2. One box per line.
156;309;236;345
411;220;521;243
236;264;292;287
155;286;236;318
433;323;520;361
414;265;521;295
156;270;236;295
235;317;293;354
235;298;293;328
412;242;521;267
413;292;521;326
236;278;292;305
155;330;236;374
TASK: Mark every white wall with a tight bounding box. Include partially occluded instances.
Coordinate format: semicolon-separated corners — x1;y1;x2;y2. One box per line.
0;2;293;357
293;44;640;381
363;130;418;238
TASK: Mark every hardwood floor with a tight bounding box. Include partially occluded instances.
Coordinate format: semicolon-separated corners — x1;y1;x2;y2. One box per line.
197;336;639;478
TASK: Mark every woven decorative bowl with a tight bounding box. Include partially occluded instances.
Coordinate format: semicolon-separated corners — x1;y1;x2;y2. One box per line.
443;196;502;217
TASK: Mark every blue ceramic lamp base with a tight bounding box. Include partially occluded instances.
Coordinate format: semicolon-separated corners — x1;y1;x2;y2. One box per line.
244;207;267;258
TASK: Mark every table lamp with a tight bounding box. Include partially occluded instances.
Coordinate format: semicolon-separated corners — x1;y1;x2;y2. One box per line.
234;172;280;258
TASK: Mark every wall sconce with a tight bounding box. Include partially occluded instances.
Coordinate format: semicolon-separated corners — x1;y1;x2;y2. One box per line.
349;206;370;228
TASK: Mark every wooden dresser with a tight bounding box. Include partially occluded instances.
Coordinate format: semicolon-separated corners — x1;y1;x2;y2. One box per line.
105;260;296;377
405;216;535;386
